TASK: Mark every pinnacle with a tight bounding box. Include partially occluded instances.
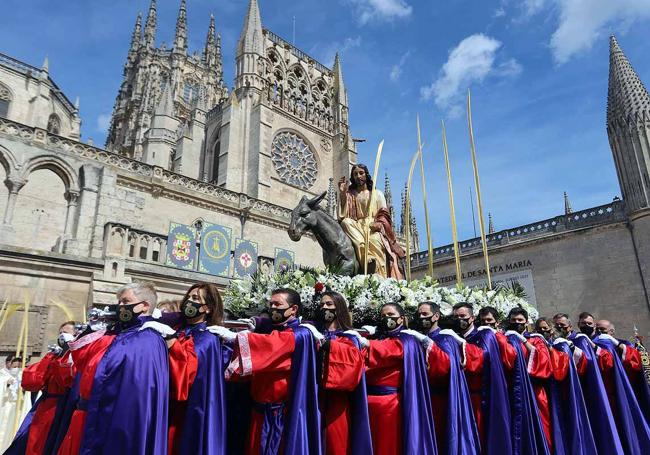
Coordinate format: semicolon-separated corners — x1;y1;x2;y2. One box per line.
607;35;650;125
238;0;263;55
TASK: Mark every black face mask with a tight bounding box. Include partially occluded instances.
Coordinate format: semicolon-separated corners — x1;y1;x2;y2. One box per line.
416;315;435;332
595;327;608;336
317;308;337;324
579;325;595;337
269;307;292;325
481;321;497;329
509;322;527;334
379;315;402;332
117;302;144;326
181;299;204;320
539;328;553;340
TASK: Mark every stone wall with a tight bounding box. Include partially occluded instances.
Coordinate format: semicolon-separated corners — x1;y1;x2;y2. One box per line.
412;221;650;337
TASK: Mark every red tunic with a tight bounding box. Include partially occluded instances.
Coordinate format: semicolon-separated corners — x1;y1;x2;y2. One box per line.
365;338;403;455
167;334;199;455
520;335;553;451
319;336;364;455
426;341;451;449
226;329;296;455
21;352;75;455
464;330;516;447
57;332;116;455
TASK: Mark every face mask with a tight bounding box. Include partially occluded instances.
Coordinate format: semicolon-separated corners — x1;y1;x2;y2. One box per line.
317;308;337;324
379;315;402;332
481;321;497;329
9;368;19;376
579;325;595;337
181;299;204;319
595;327;608;336
117;302;144;326
57;332;75;350
416;315;435;332
269;307;291;325
510;322;527;334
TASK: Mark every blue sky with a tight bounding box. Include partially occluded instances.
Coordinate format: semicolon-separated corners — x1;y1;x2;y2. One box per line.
2;0;650;248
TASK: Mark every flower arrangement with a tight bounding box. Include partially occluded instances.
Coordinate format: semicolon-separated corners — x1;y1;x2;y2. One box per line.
224;270;539;325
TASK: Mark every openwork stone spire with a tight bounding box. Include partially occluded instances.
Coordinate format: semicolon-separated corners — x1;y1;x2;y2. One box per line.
143;0;157;48
563;192;573;215
333;53;347;106
204;14;217;65
129;13;142;58
606;35;650;212
173;0;188;54
238;0;263;55
488;212;495;234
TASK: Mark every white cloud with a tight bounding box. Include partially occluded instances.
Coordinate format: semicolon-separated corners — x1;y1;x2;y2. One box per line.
551;0;650;64
421;34;520;114
389;51;411;81
96;113;111;132
315;36;362;67
493;7;506;18
347;0;413;25
522;0;547;17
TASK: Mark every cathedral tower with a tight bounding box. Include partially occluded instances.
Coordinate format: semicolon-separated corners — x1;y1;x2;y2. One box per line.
607;35;650;213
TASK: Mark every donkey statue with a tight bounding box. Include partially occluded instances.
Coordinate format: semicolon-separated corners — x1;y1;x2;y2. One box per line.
288;192;359;276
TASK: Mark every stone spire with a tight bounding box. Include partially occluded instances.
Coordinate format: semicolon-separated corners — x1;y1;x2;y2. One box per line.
563;192;573;215
156;83;175;117
606;35;650;212
129;12;142;58
384;173;395;221
488;212;495;234
333;53;347;106
238;0;263;56
143;0;157;48
216;33;223;78
204;14;217;65
173;0;188;54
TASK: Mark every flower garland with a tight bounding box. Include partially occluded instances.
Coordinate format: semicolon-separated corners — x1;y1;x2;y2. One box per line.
224;270;539;325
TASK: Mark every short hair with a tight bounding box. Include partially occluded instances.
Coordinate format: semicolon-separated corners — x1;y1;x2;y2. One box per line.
117;282;158;314
272;288;302;314
5;355;14;364
452;302;473;315
380;302;408;327
58;320;76;330
478;306;499;320
418;301;441;315
578;311;593;321
553;313;570;322
508;307;529;320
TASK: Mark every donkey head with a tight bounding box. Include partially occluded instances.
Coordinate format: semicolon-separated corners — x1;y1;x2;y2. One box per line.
288;191;327;241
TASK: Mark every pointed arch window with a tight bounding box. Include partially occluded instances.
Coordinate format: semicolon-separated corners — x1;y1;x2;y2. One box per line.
47;114;61;135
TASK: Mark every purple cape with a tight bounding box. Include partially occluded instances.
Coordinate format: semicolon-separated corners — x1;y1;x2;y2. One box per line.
429;330;481;455
323;330;373;454
570;334;624;454
465;328;512;455
550;340;597;455
593;336;650;455
176;322;229;455
379;329;436;454
505;334;550;455
79;318;169;455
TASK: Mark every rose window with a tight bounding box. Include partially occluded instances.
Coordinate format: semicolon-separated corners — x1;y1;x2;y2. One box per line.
271;131;318;189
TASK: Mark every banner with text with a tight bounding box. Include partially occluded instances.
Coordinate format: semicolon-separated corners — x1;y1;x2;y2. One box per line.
199;222;232;277
234;239;259;278
165;223;197;270
274;248;295;273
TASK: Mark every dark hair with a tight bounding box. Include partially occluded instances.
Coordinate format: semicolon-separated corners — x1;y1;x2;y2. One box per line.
553;312;569;322
578;311;593;321
5;355;13;363
320;291;353;330
272;288;302;314
534;317;552;331
59;320;76;330
478;306;499;320
350;164;373;191
418;301;441;315
452;302;473;315
508;307;529;321
182;282;224;326
380;302;408;327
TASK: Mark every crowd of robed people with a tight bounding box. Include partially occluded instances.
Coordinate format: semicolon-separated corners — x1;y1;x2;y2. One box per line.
4;281;650;455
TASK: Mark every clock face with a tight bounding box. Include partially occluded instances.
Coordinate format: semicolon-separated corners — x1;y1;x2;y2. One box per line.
271;131;318;190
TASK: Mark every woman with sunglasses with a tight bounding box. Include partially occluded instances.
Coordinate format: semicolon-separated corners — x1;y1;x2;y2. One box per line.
167;283;228;455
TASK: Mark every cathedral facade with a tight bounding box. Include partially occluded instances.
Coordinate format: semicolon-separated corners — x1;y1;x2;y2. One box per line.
0;0;375;353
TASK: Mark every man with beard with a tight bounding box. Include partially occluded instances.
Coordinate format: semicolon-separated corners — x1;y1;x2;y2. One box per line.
504;308;551;454
406;301;481;455
337;164;404;278
219;288;322;455
453;302;515;455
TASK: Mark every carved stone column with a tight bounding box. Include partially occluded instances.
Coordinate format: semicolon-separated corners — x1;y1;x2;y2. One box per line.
2;177;27;225
63;190;80;236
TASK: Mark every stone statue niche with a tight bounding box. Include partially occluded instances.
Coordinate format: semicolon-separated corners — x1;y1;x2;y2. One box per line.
288;192;359;276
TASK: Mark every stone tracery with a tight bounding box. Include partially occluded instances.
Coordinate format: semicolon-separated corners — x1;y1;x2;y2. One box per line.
271;131;318;190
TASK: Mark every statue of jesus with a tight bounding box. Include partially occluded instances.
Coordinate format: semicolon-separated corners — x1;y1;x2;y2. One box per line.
337;164;405;278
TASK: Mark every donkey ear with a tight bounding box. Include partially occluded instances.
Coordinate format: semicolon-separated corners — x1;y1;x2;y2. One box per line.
307;191;327;209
